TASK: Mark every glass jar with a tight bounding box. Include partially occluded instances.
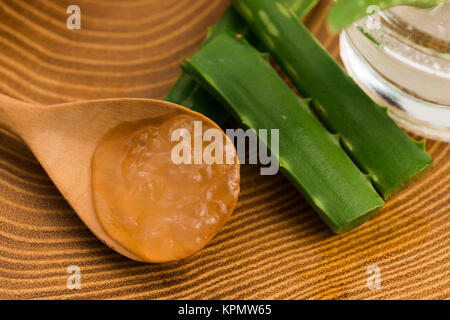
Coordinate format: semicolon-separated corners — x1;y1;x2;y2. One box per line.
340;3;450;141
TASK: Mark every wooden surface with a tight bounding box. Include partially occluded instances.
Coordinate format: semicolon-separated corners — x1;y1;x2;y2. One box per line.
0;0;448;300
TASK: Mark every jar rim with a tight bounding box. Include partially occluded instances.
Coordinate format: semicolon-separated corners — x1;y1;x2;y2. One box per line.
379;4;450;56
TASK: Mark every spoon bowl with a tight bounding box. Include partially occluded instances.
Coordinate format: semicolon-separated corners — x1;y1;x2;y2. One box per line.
0;94;226;262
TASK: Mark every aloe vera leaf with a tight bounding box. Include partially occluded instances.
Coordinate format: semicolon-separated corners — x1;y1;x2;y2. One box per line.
328;0;448;31
285;0;319;19
166;1;319;124
232;0;433;199
165;73;227;122
165;7;249;124
181;33;384;233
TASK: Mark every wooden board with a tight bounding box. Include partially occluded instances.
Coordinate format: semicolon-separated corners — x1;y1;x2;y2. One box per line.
0;0;448;299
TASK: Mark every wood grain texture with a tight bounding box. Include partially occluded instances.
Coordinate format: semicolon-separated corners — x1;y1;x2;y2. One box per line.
0;0;448;300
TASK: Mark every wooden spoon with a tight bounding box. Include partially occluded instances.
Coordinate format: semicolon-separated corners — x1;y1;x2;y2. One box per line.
0;93;226;262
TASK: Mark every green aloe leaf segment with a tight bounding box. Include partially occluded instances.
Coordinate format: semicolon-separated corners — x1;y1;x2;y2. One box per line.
285;0;319;19
165;0;319;124
182;33;385;233
232;0;433;199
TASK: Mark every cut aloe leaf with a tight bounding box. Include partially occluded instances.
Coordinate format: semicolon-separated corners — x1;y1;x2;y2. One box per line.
231;0;433;199
165;7;248;124
165;74;229;122
182;33;384;233
285;0;319;19
166;1;319;124
328;0;447;31
166;7;249;104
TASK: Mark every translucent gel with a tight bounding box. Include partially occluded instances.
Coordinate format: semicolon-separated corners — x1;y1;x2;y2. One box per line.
92;111;240;263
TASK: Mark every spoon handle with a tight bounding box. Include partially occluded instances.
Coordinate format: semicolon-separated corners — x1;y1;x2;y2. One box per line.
0;94;40;135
